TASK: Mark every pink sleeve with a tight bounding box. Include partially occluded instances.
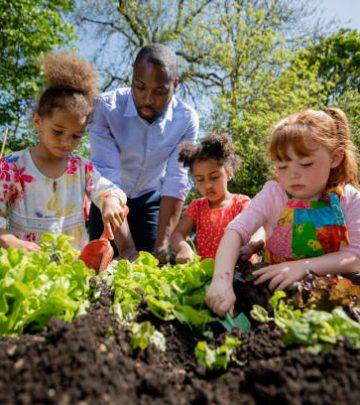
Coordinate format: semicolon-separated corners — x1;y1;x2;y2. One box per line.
184;199;200;221
340;184;360;257
226;181;287;244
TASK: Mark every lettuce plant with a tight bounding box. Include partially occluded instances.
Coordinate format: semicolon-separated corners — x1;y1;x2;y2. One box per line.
195;336;241;370
111;252;216;330
251;291;360;353
0;234;94;335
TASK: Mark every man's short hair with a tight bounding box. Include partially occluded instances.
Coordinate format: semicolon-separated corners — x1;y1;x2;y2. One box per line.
134;43;178;80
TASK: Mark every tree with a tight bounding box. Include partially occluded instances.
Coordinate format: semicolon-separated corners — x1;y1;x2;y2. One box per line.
299;29;360;105
0;0;75;149
73;0;215;93
72;0;329;195
196;1;324;195
296;29;360;169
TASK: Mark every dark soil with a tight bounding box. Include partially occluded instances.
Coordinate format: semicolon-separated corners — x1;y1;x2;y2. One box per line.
0;282;360;405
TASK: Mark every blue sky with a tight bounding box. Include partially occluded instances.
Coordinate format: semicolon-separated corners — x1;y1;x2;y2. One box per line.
321;0;360;30
75;1;360;62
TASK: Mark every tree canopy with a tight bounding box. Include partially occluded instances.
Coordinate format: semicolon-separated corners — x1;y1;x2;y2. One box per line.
73;0;332;194
301;29;360;104
0;0;75;148
2;0;359;194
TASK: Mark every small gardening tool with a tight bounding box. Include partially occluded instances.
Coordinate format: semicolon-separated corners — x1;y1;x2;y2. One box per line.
204;282;251;332
219;312;251;332
79;205;129;273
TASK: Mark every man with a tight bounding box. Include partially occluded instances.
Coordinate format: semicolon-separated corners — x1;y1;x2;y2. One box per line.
88;43;199;263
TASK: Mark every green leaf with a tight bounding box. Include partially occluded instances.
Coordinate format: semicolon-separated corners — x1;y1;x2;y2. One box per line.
128;321;166;352
250;304;273;323
0;235;93;336
195;336;241;371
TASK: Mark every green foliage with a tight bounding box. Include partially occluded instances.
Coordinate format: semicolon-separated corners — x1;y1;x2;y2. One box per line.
128;321;166;352
335;89;360;152
201;2;324;195
300;29;360;104
0;233;94;336
294;29;360;178
0;0;75;147
195;336;241;370
110;252;217;331
251;291;360;353
76;0;327;195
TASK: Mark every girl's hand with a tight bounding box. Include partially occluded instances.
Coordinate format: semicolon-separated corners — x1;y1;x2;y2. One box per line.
239;240;265;261
252;261;308;291
102;198;128;240
238;245;254;261
0;233;41;252
205;279;236;317
175;244;194;264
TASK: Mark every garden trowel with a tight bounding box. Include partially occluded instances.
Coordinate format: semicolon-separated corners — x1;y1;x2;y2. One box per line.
204;282;251;332
219;312;251;332
79;205;129;273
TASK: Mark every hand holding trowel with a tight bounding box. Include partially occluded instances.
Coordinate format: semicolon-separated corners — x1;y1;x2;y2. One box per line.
205;281;251;332
79;204;129;273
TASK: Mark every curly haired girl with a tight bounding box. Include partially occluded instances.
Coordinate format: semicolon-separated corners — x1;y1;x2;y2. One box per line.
170;132;263;263
0;53;127;251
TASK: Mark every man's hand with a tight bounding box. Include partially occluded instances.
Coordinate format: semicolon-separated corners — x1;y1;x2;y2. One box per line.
113;219;138;262
156;196;183;265
155;245;168;265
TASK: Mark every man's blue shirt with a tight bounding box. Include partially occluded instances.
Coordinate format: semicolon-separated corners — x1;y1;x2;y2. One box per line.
88;87;199;200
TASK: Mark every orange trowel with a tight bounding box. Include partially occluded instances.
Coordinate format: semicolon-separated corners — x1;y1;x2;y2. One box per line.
79;205;129;273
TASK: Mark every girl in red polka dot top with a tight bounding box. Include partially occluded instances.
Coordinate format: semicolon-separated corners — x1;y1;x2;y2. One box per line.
170;133;263;263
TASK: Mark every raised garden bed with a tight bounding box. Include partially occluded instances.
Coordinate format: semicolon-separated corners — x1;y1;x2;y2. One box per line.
1;237;360;404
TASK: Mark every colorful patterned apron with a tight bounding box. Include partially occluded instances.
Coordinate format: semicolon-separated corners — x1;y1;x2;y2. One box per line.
264;187;349;264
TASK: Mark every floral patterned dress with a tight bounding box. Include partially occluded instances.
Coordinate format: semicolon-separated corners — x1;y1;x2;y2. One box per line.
0;149;126;250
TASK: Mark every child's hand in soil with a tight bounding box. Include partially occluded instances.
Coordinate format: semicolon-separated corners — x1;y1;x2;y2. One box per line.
102;197;128;240
253;260;307;291
175;244;194;264
0;233;41;252
205;279;236;317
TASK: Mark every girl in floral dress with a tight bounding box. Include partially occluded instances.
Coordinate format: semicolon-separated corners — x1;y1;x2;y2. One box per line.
0;53;127;251
206;107;360;317
170;133;263;263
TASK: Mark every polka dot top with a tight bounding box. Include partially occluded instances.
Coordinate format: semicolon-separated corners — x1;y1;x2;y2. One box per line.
185;194;251;259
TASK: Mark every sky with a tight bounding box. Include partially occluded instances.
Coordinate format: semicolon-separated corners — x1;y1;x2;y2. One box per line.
321;0;360;30
75;1;360;65
72;0;359;94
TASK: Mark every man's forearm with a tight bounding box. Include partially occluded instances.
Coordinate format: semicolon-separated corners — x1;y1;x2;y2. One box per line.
155;196;183;252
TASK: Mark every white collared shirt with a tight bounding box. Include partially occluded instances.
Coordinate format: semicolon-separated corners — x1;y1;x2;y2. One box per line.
88;87;199;200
